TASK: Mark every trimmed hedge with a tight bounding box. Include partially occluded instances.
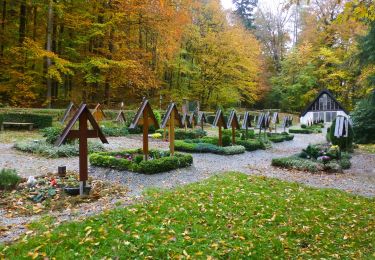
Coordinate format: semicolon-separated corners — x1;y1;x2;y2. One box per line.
89;149;193;174
0;112;52;128
236;139;265;151
289;125;322;134
155;129;207;140
175;140;245;155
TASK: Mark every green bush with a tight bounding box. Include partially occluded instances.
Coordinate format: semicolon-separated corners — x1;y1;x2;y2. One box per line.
339;158;351;170
99;122;129;137
0;112;53;128
329;118;354;151
289;128;314;134
14;140;105;158
89;149;193;174
271;156;319;172
351;91;375;144
240;129;255;139
236;139;265;151
0;169;21;190
155;129;207;140
40;126;64;144
174;140;245;155
301;124;307;129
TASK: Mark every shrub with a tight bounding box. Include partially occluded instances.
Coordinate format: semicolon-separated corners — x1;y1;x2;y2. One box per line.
289;128;314;134
14;140;105;158
0;169;21;190
301;124;307;129
351;91;375;144
339;158;351;169
40;126;64;144
0;112;53;129
271;156;319;172
240;129;255;139
174;140;245;155
236;139;265;151
89;149;193;174
156;129;207;140
100;125;129;137
329;117;354;151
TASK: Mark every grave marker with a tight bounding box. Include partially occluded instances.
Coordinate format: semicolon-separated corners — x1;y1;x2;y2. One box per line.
60;101;78;124
92;103;106;122
129;99;160;160
189;113;198;129
161;103;183;156
213;110;227;146
198;111;207;131
272;112;279;132
241;111;252;140
227;110;240;144
55;104;108;196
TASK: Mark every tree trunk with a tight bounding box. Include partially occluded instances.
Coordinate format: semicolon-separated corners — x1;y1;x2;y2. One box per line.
46;0;53;108
0;0;6;56
19;0;26;45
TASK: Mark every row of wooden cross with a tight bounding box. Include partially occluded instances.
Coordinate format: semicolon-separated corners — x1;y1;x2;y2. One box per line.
55;100;294;195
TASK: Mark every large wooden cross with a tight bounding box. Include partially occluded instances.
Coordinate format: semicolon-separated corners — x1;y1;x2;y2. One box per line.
129;99;159;160
161;102;183;156
55;104;108;195
213;109;227;146
227;110;240;145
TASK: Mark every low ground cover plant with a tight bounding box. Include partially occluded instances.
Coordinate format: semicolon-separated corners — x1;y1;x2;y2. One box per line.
0;169;21;190
174;140;246;155
2;173;374;258
272;144;351;173
90;149;193;174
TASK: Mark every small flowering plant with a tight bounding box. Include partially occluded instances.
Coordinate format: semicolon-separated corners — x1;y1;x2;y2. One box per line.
317;155;331;165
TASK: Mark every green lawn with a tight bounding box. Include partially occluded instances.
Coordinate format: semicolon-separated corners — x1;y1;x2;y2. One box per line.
1;173;374;259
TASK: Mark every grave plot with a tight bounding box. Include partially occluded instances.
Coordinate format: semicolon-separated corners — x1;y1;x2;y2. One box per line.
175;109;246;155
90;100;193;174
272;116;353;173
99;103;130;137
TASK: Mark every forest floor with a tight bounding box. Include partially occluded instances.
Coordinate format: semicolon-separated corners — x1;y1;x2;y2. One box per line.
0;130;374;244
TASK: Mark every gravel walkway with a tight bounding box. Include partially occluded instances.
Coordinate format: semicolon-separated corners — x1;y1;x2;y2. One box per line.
1;131;375;244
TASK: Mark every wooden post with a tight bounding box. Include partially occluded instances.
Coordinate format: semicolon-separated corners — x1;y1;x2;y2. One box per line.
79;111;88;195
201;120;204;131
143;108;149;160
245;124;248;140
218;126;222;146
170;109;175;156
232;125;235;144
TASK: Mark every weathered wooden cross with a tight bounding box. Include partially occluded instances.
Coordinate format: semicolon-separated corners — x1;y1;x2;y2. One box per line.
55;104;108;196
198;111;207;131
213;109;227;146
161;102;183;156
92;103;106;123
129;99;160;160
227;110;240;145
242;111;252;140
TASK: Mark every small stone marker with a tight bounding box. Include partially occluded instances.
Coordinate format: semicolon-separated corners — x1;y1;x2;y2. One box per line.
129;99;160;160
161;102;183;156
55;104;108;196
213;109;227;146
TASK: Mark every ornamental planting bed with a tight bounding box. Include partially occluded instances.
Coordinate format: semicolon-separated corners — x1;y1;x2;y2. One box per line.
271;144;351;173
89;149;193;174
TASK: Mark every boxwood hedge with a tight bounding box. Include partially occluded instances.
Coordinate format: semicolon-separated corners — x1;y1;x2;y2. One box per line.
174;140;245;155
0;112;52;128
155;129;207;140
89;149;193;174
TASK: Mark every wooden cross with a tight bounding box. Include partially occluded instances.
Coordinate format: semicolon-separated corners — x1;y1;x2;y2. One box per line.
92;103;106;122
55;104;108;196
198;111;207;131
161;103;183;156
213;109;227;146
227;110;240;145
272;112;279;133
242;111;252;140
129;99;159;160
61;101;78;124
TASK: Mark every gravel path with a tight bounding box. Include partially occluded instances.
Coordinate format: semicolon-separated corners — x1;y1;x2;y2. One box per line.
1;131;375;244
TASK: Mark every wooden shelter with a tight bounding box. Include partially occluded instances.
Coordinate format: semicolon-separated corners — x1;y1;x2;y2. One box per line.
198;111;207;130
161;103;183;156
129;99;160;160
55;104;108;196
300;89;349;124
92;103;106;122
227;110;240;144
213;109;227;146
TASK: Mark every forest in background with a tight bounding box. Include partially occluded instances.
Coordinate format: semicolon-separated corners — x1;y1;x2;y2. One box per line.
0;0;374;112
